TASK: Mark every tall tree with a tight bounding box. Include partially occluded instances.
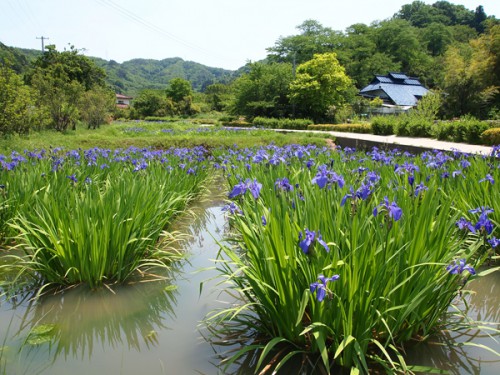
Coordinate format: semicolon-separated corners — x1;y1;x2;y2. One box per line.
441;25;500;117
229;62;293;118
289;52;354;122
27;44;110;131
267;20;346;66
0;64;47;135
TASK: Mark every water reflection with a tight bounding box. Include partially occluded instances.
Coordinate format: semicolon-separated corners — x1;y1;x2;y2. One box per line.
404;269;500;375
19;277;178;356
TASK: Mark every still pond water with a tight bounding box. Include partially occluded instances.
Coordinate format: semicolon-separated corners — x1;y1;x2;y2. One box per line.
1;192;499;374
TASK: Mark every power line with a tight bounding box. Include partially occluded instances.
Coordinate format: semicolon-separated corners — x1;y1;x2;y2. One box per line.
94;0;209;54
92;0;240;66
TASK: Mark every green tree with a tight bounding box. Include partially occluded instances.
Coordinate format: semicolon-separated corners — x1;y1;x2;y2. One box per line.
229;62;294;118
420;22;453;56
267;20;346;66
165;77;200;115
0;64;48;135
441;26;499;118
204;83;231;112
342;23;401;86
166;77;193;102
79;87;116;129
27;44;109;131
288;52;354;122
28;44;106;90
132;89;174;118
373;19;432;78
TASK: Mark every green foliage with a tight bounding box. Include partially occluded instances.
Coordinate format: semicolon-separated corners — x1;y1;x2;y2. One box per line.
370;116;398;135
209;145;496;373
394;115;434;137
0;64;48;136
204;83;232;112
166;77;193;102
267;20;347;67
410;90;442;120
481;127;500;145
92;56;234;96
27;45;106;90
441;25;500;118
289;53;354;123
308;123;372;133
26;44;112;132
229;62;294;119
79;87;115;129
252;117;313;130
132;89;175;118
434;117;492;144
3;147;210;289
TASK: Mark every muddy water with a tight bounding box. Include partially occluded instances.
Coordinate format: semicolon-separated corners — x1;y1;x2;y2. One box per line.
0;194;499;374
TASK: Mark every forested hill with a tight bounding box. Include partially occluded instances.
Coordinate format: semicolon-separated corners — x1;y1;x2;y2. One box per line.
0;42;235;96
91;57;235;95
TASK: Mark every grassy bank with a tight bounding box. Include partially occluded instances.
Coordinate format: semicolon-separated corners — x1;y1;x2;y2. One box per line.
0;121;330;152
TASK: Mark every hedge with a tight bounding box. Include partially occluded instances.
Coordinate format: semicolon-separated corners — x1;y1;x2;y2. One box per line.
308;124;372;133
481;128;500;146
252;117;313;130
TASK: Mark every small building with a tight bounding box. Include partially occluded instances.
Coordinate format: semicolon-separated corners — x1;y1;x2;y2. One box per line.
116;94;133;109
359;72;429;114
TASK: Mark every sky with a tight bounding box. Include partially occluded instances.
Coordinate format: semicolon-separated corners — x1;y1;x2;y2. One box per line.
1;0;499;71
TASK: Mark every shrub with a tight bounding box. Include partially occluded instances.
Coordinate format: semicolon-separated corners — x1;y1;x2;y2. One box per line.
395;116;434;137
252;117;313;130
434;117;491;144
481;128;500;146
308;124;372;133
370;116;397;135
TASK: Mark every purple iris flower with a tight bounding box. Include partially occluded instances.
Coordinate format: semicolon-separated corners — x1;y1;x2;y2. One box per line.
261;215;267;226
373;197;403;221
408;174;415;186
275;177;294;192
298;229;315;254
456;217;476;233
312;165;329;189
479;174;495;185
222;202;242;215
414;182;428;197
488;237;500;249
316;231;329;252
341;187;355;207
228;180;248;199
469;206;494;235
248;179;262;199
446;259;476;275
298;229;329;253
460;159;471;169
366;171;380;183
66;174;77;183
310;274;340;302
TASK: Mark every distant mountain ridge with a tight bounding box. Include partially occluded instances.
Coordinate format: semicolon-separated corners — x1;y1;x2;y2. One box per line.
0;42;237;96
92;56;236;96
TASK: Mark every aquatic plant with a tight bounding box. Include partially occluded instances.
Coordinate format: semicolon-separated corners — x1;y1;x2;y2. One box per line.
207;144;500;373
1;146;210;290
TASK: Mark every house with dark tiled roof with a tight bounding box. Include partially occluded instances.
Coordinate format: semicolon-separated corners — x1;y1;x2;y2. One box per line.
359;72;429;113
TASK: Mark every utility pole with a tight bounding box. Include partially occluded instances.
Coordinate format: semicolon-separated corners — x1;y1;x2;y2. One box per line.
36;36;49;52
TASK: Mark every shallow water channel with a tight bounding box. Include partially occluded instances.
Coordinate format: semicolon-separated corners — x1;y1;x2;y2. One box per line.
1;190;499;374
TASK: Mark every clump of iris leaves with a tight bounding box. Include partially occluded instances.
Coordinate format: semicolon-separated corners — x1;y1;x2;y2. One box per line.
1;143;499;373
206;144;500;374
